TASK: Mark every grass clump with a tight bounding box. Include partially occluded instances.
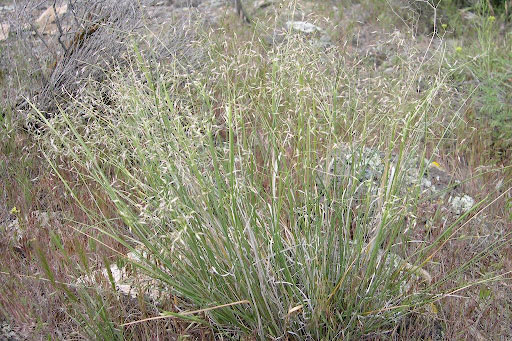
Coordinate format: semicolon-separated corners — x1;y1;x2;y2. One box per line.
32;19;508;339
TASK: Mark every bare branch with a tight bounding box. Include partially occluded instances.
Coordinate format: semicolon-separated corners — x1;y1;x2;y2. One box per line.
53;0;69;54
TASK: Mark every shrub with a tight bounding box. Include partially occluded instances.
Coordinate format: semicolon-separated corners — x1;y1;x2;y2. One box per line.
0;0;140;116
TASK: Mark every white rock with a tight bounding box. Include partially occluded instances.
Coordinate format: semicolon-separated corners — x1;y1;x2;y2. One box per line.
285;21;322;34
77;249;167;304
103;264;124;284
421;178;432;189
0;23;9;41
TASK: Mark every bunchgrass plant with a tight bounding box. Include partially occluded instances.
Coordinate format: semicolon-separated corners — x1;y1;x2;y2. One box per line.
33;20;507;339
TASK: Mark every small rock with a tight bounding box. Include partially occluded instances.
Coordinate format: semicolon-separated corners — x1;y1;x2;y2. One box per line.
421;177;434;191
460;9;478;21
0;23;9;41
77;248;168;305
383;67;396;75
144;0;169;5
35;4;68;35
0;5;15;12
285;21;322;34
253;0;276;9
